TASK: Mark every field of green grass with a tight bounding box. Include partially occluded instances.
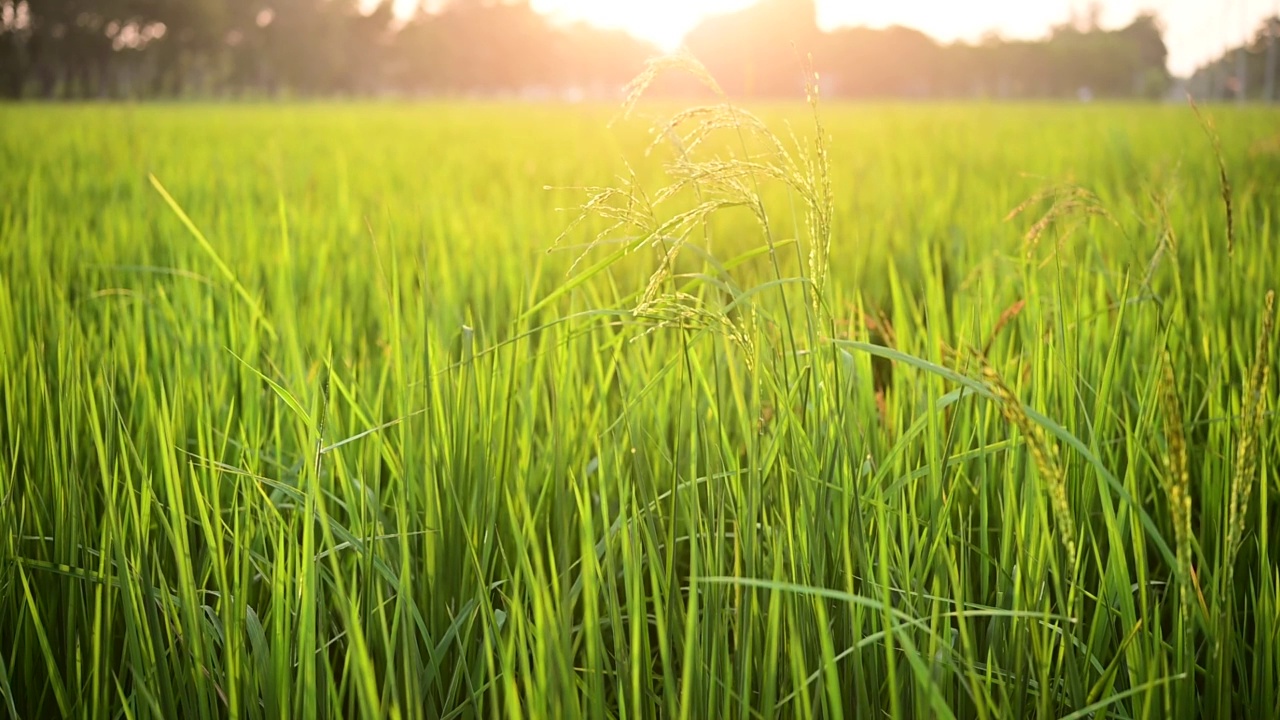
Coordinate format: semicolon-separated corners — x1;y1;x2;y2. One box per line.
2;86;1278;719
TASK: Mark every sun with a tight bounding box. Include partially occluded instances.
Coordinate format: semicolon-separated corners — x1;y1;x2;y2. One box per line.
530;0;759;51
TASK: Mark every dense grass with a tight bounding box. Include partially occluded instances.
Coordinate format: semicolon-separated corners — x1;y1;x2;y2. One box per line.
1;87;1278;719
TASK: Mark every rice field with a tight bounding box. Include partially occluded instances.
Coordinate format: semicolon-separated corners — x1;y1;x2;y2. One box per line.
1;89;1278;719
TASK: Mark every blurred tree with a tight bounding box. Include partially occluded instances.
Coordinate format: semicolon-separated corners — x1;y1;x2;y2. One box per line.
1265;16;1278;102
138;0;231;95
1189;15;1279;102
1118;13;1170;98
0;1;34;97
684;0;820;97
820;25;940;98
340;0;395;94
554;22;656;97
397;0;551;93
0;0;1177;101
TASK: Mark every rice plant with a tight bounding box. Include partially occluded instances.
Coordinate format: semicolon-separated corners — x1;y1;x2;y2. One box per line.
0;63;1278;719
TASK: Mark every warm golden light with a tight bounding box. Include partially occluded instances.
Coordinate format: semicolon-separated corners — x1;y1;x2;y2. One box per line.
531;0;758;51
388;1;1280;78
530;0;1061;53
517;0;1274;78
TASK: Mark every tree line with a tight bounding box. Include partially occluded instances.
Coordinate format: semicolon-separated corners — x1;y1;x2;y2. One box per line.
0;0;658;99
683;0;1171;100
1187;16;1280;102
0;0;1184;101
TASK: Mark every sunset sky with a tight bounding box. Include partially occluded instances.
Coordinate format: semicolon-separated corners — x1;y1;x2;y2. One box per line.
406;0;1280;78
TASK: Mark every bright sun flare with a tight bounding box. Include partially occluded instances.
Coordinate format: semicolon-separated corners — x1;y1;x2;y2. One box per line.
393;0;1268;79
525;0;1032;56
530;0;759;50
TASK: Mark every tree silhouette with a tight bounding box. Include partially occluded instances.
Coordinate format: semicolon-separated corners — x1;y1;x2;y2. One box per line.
1190;15;1280;102
684;0;820;97
0;0;1178;101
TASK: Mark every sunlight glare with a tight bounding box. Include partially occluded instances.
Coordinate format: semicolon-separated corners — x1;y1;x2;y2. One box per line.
531;0;758;50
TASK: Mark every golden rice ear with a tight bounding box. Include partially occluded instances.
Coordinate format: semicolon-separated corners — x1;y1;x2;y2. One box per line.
1225;290;1275;584
1159;349;1192;618
618;50;726;123
1189;98;1235;256
980;357;1076;562
982;298;1026;358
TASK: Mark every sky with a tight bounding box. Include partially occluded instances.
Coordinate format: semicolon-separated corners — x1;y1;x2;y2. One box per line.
403;1;1280;77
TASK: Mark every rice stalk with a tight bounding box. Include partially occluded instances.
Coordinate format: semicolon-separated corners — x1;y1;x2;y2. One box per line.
1188;97;1235;256
979;356;1076;562
1158;350;1192;617
1224;290;1275;575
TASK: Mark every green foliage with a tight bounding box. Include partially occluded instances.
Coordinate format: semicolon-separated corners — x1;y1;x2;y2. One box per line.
1;86;1279;718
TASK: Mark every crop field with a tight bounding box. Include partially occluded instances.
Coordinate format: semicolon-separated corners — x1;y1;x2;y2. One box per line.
1;85;1279;719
